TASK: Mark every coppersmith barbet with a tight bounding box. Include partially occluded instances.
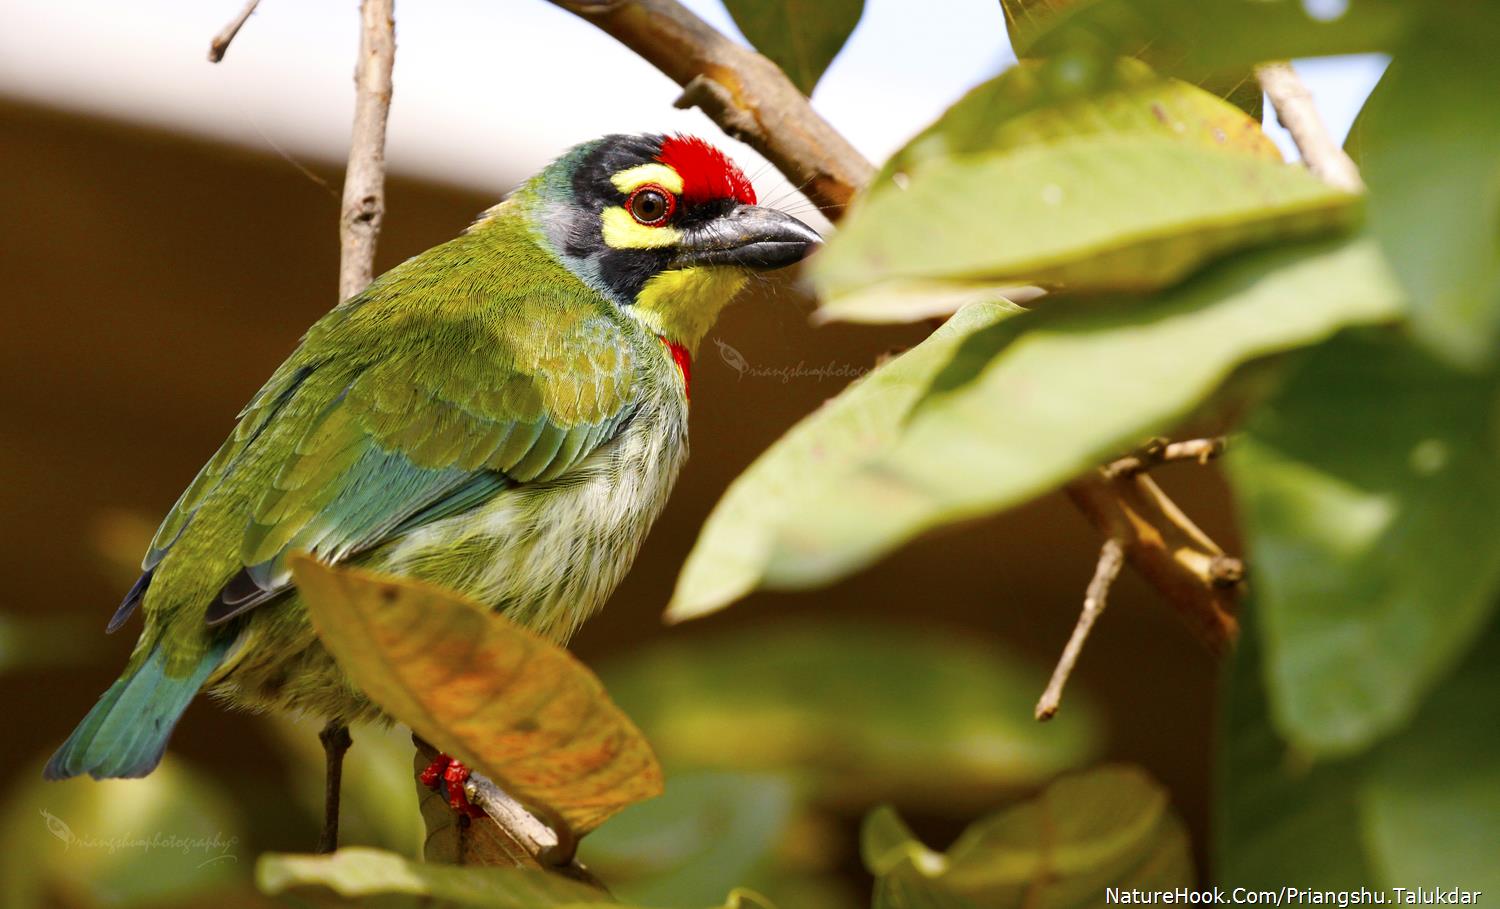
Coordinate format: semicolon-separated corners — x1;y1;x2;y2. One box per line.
45;135;820;822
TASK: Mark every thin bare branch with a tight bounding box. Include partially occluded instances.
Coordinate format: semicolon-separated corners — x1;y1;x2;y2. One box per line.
207;0;261;63
1036;538;1126;721
339;0;396;303
554;0;1242;653
1258;61;1365;194
1104;436;1227;479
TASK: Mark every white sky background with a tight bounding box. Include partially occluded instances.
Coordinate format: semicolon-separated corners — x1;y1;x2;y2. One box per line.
0;0;1387;205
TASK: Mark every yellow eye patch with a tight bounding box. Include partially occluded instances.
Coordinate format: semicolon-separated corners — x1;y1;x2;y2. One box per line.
611;163;684;196
601;206;683;249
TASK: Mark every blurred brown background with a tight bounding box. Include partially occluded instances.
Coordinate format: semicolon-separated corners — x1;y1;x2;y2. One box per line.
0;95;1234;899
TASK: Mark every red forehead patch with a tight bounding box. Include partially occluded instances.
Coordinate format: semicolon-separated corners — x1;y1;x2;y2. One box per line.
657;135;757;206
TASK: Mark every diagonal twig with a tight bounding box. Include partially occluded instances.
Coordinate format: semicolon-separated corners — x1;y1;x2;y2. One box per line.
553;0;1243;654
1036;538;1126;720
1258;61;1364;194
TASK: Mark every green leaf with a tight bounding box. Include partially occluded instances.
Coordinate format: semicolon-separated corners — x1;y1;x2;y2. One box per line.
997;2;1263;116
256;847;612;907
815;136;1354;303
599;621;1099;813
668;301;1021;622
722;0;863;95
1361;621;1500;893
580;772;796;909
768;235;1403;588
1226;332;1500;756
1215;611;1378;888
815;60;1356;313
1351;12;1500;368
864;766;1192;909
1217;607;1500;894
876;58;1281;186
1022;0;1408;80
0;756;245;909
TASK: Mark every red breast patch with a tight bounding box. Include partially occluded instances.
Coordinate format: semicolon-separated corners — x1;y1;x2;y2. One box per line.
660;336;693;401
657;135;756;207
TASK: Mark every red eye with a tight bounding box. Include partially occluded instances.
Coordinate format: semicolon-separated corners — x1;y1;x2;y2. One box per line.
627;184;676;225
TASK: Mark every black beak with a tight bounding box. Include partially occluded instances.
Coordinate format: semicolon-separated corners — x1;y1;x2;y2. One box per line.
673;205;822;270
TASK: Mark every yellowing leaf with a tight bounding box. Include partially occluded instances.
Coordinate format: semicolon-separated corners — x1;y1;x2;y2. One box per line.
863;766;1192;909
817;60;1354;322
816;135;1353;303
291;556;662;836
1021;0;1407;80
877;58;1279;187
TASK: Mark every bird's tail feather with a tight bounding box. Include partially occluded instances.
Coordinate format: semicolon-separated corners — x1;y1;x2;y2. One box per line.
44;638;229;780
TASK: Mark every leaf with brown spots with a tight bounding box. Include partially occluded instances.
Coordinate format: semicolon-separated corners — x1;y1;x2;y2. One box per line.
292;555;663;838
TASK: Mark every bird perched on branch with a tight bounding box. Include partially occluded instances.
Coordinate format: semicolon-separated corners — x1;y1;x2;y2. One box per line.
45;134;820;846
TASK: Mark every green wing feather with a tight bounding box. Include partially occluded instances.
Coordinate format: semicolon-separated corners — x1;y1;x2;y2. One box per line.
136;218;643;630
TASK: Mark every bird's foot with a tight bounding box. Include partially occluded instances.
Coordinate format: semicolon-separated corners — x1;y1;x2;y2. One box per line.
418;752;486;819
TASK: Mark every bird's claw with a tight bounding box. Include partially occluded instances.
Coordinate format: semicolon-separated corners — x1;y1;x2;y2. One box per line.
419;752;486;819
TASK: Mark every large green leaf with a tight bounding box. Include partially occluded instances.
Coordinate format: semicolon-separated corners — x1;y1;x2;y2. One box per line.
1021;0;1408;79
722;0;863;95
767;236;1403;588
815;131;1354;305
598;621;1099;813
817;59;1318;324
668;301;1021;622
579;772;796;909
1361;621;1500;893
876;58;1281;187
1351;12;1500;369
1227;332;1500;756
1214;611;1377;888
1217;608;1500;894
864;766;1192;909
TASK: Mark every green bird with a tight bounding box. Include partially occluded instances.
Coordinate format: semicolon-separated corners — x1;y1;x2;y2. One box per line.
45;133;819;834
